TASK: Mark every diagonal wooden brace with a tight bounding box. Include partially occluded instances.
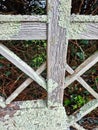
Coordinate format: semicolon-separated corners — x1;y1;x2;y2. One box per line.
0;43;46;90
5;62;46;105
66;64;98;98
65;51;98;89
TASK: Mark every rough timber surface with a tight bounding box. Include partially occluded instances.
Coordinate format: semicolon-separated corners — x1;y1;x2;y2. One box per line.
0;22;47;40
1;22;98;40
47;0;71;107
0;107;69;130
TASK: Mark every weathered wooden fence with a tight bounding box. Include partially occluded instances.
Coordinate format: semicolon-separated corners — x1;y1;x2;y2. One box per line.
0;0;98;130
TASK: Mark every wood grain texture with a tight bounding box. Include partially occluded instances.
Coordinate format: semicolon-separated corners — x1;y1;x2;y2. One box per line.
1;22;98;40
47;0;67;106
0;100;46;117
0;22;47;40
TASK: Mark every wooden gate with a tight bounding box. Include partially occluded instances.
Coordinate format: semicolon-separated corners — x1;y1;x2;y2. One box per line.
0;0;98;129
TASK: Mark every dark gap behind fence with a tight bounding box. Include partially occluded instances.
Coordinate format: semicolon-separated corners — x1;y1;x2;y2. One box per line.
0;40;47;101
0;0;46;15
71;0;98;15
64;40;98;130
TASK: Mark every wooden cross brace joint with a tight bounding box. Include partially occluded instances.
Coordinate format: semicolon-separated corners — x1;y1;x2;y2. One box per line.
65;51;98;99
0;43;47;108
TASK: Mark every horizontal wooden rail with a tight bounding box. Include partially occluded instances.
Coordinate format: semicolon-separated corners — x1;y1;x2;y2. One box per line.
69;23;98;39
0;22;47;40
0;22;98;40
71;15;98;23
1;15;98;23
0;15;47;22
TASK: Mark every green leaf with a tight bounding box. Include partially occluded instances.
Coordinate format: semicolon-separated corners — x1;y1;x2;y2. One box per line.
76;52;84;60
64;99;71;106
5;71;11;76
80;40;89;45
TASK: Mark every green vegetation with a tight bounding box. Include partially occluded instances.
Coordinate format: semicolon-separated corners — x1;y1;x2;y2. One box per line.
64;40;98;114
64;95;88;110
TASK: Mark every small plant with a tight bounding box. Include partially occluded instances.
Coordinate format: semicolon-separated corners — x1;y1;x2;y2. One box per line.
64;94;88;110
30;53;46;69
72;95;87;110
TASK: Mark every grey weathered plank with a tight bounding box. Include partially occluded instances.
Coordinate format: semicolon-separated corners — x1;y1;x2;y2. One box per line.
71;15;98;23
0;22;47;40
0;44;46;90
47;0;71;106
0;15;47;22
69;23;98;39
1;21;98;40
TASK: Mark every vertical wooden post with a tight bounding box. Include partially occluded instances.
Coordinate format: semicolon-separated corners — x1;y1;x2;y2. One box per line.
47;0;71;107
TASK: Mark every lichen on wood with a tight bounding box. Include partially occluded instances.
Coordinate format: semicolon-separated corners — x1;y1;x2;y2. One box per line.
0;107;69;130
0;22;21;40
67;99;98;127
58;0;71;28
